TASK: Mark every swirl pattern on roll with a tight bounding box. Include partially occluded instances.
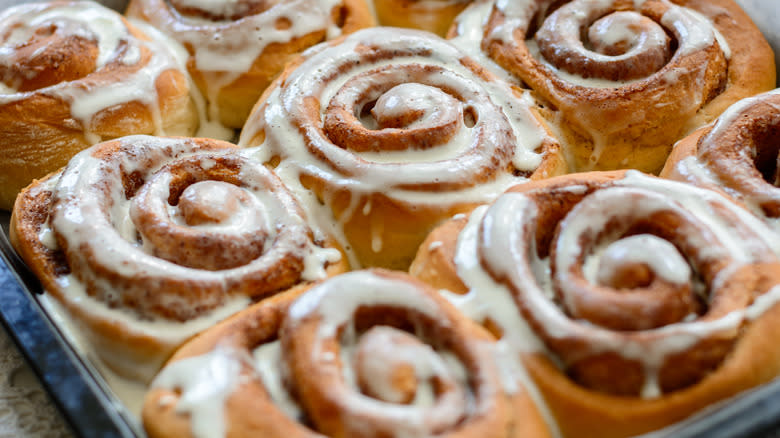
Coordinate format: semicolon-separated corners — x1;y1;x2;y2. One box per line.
662;88;780;222
0;0;198;208
10;135;345;380
144;270;551;438
239;27;566;269
484;172;780;393
126;0;374;128
411;170;780;437
448;0;775;173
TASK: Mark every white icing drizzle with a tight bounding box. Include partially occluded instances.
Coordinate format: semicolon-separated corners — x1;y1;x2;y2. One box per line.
0;2;192;140
590;11;645;47
127;18;235;141
287;272;444;333
152;346;252;438
281;270;520;437
37;226;58;251
344;326;468;408
447;171;780;403
54;273;251;382
445;204;560;437
239;28;551;266
524;39;633;89
450;0;521;85
49;136;337;319
129;0;345;122
584;234;691;286
671;89;780;226
252;340;304;421
706;89;780;149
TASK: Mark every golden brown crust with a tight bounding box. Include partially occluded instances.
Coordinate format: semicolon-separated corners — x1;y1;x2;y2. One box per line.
142;288;309;438
684;0;777;129
125;0;375;128
409;215;469;294
373;0;472;37
525;296;780;438
143;269;552;438
0;3;198;209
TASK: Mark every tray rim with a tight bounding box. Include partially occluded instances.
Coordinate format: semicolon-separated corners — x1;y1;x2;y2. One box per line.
0;222;140;438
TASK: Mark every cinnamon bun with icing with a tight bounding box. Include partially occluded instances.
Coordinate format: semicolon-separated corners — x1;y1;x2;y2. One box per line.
143;269;552;438
10;135;347;382
239;27;567;270
448;0;776;174
661;88;780;228
0;1;199;210
410;170;780;438
125;0;374;128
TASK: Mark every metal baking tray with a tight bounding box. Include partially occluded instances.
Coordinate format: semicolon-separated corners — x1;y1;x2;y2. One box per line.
0;0;779;437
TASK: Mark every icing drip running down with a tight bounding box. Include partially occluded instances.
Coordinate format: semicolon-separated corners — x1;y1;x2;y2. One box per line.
446;0;769;174
147;270;551;438
239;27;564;269
450;171;780;398
0;1;191;141
153;346;251;438
126;0;373;127
0;1;202;208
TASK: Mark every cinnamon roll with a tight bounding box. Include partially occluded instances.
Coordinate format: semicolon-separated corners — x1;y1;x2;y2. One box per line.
373;0;473;37
125;0;374;128
410;170;780;438
10;135;347;382
0;1;199;210
239;27;567;270
448;0;776;173
661;88;780;227
143;269;551;438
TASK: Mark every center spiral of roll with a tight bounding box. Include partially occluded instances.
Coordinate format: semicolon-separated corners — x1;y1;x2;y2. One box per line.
262;31;523;190
130;156;273;271
353;326;466;407
323;64;492;155
535;0;673;81
592;234;690;290
551;188;709;331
